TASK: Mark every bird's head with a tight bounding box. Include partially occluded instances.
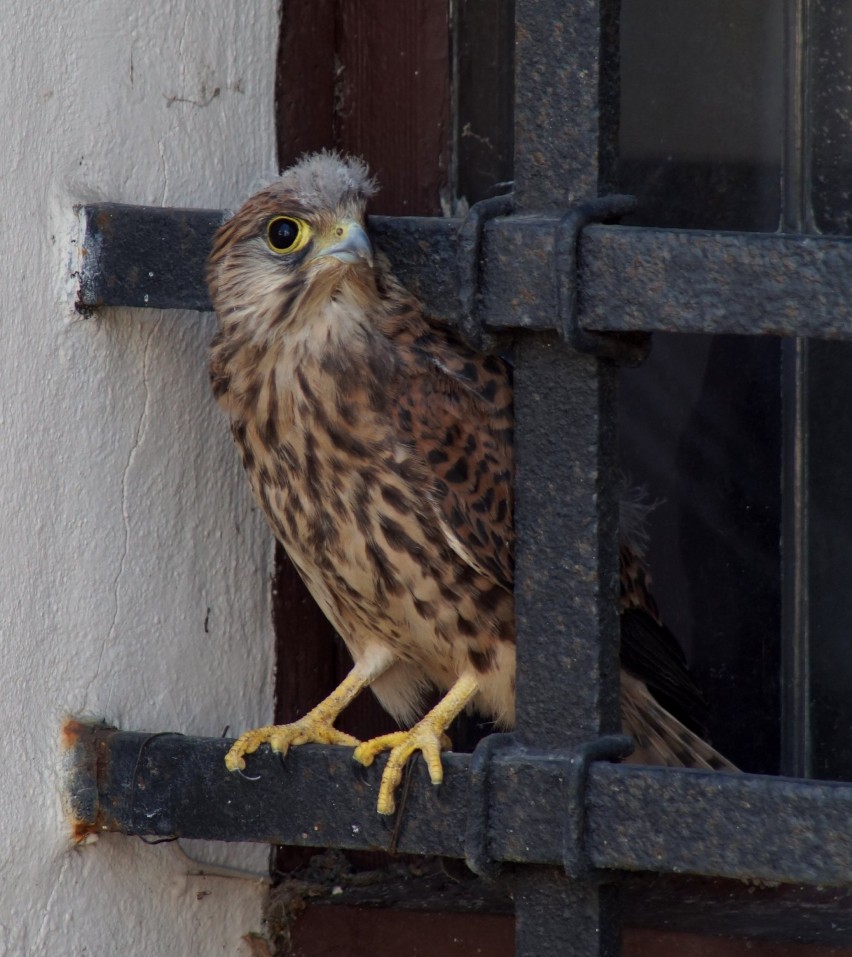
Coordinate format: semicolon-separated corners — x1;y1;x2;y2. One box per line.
207;152;379;335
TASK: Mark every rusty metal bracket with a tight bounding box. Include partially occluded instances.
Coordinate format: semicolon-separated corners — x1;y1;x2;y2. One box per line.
455;193;515;351
464;731;633;880
554;195;650;365
561;734;634;880
464;731;518;877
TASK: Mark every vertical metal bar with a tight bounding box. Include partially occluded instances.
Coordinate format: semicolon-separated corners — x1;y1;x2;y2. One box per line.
513;2;602;209
516;871;621;957
780;0;813;779
512;1;622;954
794;0;852;782
514;344;620;746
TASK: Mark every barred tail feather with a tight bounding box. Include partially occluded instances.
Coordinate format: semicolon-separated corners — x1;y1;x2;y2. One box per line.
620;672;738;773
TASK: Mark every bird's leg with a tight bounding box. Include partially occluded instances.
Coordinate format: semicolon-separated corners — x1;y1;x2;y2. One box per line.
353;671;480;815
225;647;395;772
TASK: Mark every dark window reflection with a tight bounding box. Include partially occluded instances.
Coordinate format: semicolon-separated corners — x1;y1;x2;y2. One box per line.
807;342;852;778
617;0;784;232
614;1;785;774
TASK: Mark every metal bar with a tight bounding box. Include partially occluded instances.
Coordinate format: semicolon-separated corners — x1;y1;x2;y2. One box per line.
513;346;621;746
72;205;465;315
75;204;225;313
515;877;620;957
74;204;852;341
577;226;852;338
64;723;852;888
511;345;622;930
512;5;598;210
778;2;852;786
486;222;852;338
511;0;623;952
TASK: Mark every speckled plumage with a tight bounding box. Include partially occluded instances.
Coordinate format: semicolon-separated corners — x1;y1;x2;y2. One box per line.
207;152;734;814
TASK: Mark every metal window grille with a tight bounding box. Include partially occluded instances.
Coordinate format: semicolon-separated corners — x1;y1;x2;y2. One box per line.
67;1;852;952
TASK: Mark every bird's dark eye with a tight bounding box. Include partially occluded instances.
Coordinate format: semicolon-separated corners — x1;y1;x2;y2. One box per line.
266;216;309;254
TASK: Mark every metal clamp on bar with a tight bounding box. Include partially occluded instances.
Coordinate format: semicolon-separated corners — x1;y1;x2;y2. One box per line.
463;731;633;880
561;735;634;880
554;195;651;365
464;731;518;877
456;193;514;352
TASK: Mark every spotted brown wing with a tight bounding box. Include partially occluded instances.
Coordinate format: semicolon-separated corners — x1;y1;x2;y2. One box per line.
390;322;514;592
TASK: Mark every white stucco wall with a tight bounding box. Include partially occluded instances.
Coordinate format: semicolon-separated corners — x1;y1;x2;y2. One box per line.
1;3;279;954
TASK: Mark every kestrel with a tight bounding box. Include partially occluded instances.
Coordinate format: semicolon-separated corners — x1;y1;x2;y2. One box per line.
207;152;734;816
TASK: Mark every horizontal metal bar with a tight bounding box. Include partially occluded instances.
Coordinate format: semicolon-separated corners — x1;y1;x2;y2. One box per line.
75;204;226;312
580;226;852;339
75;203;852;340
65;722;852;887
482;222;852;338
73;204;460;316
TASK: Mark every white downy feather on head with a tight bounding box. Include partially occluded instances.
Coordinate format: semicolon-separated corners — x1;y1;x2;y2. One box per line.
278;150;378;208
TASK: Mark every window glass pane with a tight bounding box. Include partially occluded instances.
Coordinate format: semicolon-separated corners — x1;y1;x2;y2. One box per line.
806;341;852;779
615;1;786;773
617;0;783;231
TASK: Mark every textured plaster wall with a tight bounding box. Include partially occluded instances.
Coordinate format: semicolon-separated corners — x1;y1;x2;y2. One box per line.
0;2;279;954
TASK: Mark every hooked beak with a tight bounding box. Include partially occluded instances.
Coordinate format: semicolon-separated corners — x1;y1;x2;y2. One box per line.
317;221;373;266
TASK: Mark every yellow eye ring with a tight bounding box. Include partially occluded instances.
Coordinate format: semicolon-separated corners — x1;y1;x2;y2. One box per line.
266;216;310;254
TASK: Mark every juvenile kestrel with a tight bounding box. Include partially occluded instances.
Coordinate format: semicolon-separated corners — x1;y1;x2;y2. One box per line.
207;152;734;815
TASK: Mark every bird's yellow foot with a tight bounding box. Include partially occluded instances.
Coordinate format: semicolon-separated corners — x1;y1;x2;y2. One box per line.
353;723;452;815
225;716;360;772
